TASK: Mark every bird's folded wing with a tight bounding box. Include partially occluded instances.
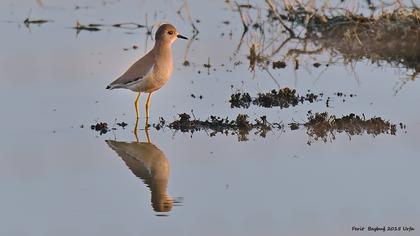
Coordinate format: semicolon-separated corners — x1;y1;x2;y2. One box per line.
108;51;155;88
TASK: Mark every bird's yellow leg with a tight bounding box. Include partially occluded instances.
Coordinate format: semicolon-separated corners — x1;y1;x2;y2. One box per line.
133;92;141;142
133;118;139;142
145;92;153;128
134;92;141;120
145;128;151;143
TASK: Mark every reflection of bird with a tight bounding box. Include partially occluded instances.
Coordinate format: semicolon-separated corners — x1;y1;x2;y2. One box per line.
36;0;44;7
106;24;188;125
106;139;173;212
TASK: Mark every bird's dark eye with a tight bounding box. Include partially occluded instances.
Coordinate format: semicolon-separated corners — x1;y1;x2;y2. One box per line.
168;31;174;35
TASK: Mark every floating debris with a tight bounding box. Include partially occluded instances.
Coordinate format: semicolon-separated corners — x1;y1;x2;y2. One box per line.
190;94;204;99
153;117;166;131
73;21;101;33
272;61;286;69
112;23;145;30
123;45;139;51
23;18;52;27
91;122;108;135
203;58;211;68
74;5;94;10
116;122;128;128
313;62;321;68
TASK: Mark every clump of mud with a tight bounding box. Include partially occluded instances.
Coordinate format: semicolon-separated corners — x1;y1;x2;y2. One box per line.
168;113;279;141
230;88;320;108
296;112;399;144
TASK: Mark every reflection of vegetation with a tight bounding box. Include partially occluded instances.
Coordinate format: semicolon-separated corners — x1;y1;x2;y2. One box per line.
91;112;403;143
177;0;200;66
295;112;401;145
230;0;420;83
166;113;276;142
72;21;145;35
302;9;420;74
23;18;51;27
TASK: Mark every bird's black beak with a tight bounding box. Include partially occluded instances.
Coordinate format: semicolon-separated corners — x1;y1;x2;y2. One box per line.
177;34;188;40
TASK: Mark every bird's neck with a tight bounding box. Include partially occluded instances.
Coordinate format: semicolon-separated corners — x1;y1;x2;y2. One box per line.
152;41;173;80
153;42;173;65
153;41;172;54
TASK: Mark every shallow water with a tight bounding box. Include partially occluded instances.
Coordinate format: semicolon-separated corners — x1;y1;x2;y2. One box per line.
1;0;419;235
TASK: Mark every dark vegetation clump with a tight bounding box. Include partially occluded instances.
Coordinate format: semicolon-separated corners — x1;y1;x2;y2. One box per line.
272;61;287;69
91;122;108;135
229;92;252;108
230;88;321;109
229;88;359;109
254;88;300;108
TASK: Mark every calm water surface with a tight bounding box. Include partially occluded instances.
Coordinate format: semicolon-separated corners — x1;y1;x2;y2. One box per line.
0;0;419;235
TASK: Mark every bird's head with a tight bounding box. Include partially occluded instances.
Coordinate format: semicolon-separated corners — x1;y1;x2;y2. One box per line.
155;23;188;44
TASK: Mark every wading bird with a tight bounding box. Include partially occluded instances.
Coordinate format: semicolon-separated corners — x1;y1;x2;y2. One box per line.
106;24;188;127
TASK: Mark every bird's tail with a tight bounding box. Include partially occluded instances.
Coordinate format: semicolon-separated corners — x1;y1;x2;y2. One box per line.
106;83;124;90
